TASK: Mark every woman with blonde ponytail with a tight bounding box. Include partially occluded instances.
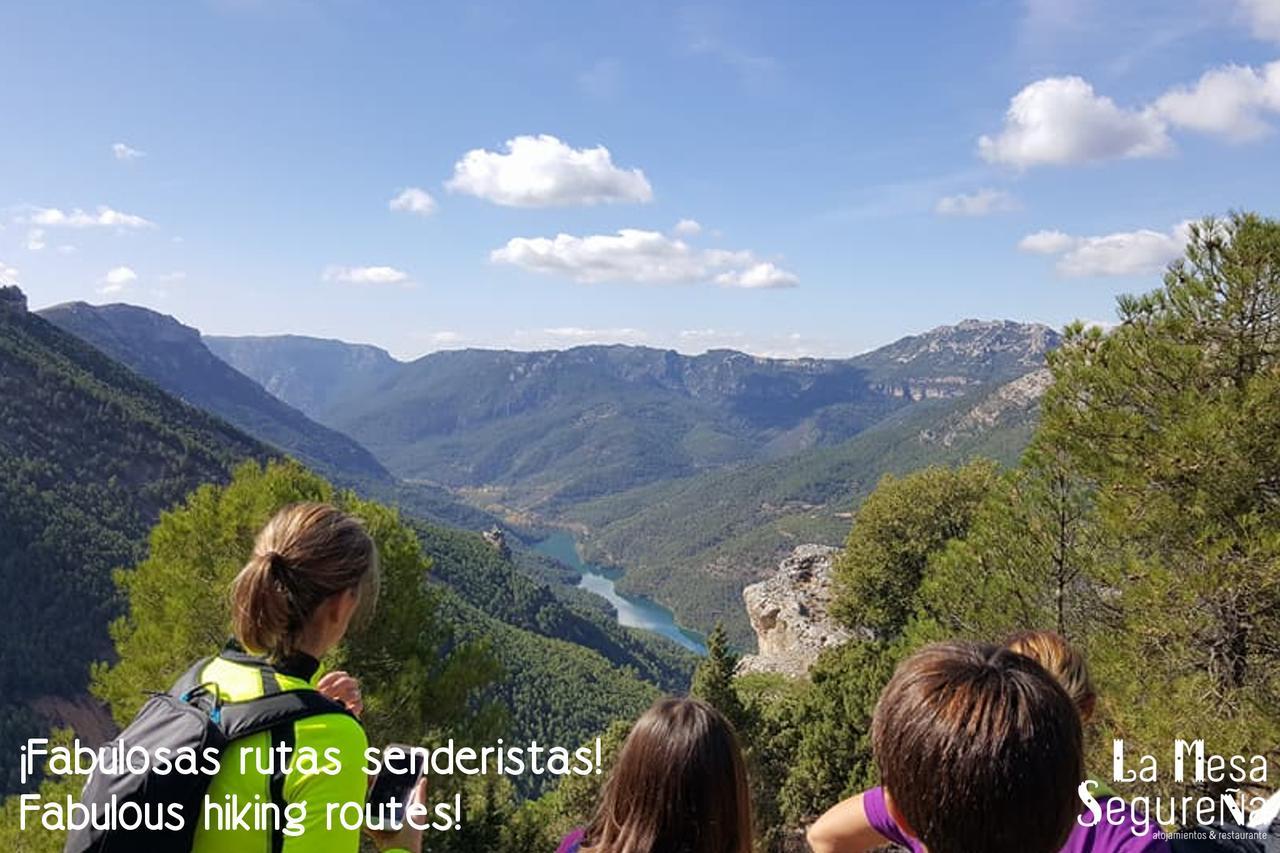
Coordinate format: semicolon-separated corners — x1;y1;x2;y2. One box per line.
186;502;424;853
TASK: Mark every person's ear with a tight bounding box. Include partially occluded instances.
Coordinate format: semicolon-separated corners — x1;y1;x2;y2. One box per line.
320;587;358;627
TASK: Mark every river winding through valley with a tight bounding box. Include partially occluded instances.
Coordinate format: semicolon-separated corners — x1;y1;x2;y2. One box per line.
532;532;707;655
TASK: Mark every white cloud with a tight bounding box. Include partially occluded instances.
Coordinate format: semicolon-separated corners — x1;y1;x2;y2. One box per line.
935;188;1020;216
979;76;1170;167
322;265;412;286
1154;61;1280;141
490;228;798;289
676;327;846;359
1018;229;1079;254
389;187;438;216
56;244;78;256
157;271;187;283
1239;0;1280;43
1018;222;1191;276
673;218;703;236
112;142;145;161
0;260;18;286
540;327;648;343
713;262;799;289
25;228;46;251
99;265;138;294
446;135;653;207
28;206;153;229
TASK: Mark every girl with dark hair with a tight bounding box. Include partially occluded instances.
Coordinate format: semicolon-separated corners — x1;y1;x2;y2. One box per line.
557;697;753;853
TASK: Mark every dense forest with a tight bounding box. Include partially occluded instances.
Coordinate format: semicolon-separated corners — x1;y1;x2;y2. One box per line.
0;294;271;790
0;294;692;815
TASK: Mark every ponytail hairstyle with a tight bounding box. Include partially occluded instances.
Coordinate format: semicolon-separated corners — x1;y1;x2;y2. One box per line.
231;502;379;660
584;697;753;853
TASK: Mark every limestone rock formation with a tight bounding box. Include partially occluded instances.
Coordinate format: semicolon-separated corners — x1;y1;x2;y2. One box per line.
483;525;511;559
0;284;27;313
738;544;852;678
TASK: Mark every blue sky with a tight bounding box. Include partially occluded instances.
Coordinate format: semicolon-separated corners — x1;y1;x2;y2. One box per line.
2;0;1278;359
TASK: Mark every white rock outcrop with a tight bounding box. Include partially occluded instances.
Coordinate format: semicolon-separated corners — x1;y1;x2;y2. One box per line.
738;544;852;678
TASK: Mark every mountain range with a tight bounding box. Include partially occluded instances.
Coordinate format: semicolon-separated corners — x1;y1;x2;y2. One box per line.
209;320;1056;514
7;287;1058;710
0;288;691;794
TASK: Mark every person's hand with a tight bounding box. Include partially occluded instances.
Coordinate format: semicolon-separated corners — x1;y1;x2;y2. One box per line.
316;671;364;718
365;777;427;853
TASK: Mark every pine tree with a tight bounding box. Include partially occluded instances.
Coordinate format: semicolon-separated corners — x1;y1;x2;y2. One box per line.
691;622;746;728
832;460;999;638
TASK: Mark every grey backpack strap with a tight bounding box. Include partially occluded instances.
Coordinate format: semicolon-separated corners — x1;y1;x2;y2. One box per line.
216;689;356;741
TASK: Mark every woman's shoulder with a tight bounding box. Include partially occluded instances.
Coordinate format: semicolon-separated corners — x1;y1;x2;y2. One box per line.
556;827;586;853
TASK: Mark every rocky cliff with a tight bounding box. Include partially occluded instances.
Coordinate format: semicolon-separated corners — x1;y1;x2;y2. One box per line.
0;285;27;313
738;544;853;678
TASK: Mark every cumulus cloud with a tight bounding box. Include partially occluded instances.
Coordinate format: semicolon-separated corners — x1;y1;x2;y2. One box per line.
389;187;438;216
28;206;153;229
1018;222;1191;277
100;265;138;294
446;135;653;207
673;218;703;235
713;262;799;289
541;327;648;343
979;76;1170;167
490;228;798;289
1239;0;1280;43
322;265;412;286
0;260;18;286
26;229;46;251
1018;229;1080;254
1154;61;1280;141
935;188;1020;216
112;142;145;161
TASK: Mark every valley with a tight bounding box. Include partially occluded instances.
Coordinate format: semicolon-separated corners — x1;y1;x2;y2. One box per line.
1;288;1060;796
211;317;1057;645
532;531;707;654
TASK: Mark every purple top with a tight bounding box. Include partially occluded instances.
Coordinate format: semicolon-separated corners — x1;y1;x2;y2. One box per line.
556;828;586;853
863;786;1170;853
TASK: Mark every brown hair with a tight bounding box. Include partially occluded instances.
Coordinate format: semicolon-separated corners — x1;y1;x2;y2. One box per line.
871;642;1083;853
230;502;379;659
1005;629;1096;717
584;697;752;853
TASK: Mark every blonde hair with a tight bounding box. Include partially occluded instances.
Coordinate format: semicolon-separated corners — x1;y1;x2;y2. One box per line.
1004;630;1095;714
231;502;379;659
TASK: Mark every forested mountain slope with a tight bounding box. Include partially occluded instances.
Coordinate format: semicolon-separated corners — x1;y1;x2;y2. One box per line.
566;372;1047;645
0;289;271;704
41;302;391;483
3;287;696;799
0;287;273;787
210;321;1057;512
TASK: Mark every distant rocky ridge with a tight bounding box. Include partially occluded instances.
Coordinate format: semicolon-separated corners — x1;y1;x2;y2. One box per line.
208;320;1060;513
921;367;1053;447
738;545;853;678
